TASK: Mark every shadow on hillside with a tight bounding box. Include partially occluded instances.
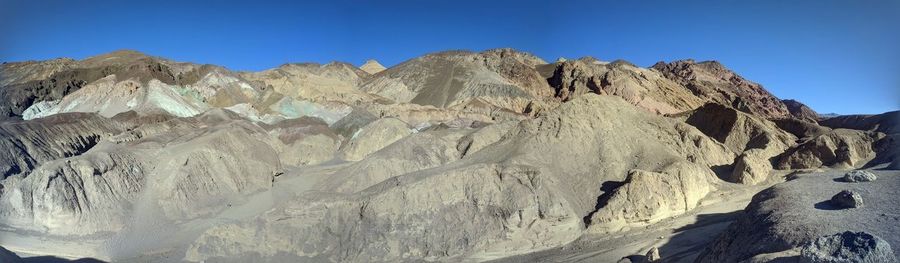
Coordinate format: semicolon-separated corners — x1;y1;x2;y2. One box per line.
654;210;743;263
583;180;626;225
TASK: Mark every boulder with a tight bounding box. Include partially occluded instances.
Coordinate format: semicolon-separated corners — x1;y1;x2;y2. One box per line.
800;231;896;263
831;190;863;209
842;170;877;183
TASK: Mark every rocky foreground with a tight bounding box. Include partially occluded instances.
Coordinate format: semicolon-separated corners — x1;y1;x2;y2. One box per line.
0;49;897;262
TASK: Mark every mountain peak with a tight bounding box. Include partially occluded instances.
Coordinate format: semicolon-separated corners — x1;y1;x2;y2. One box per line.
360;59;386;74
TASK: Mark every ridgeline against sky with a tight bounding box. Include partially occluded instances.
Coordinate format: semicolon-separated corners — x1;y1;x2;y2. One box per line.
1;0;897;114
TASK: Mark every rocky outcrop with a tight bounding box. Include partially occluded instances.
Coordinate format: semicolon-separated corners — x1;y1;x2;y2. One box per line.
729;149;772;185
494;94;734;232
0;110;285;235
586;163;715;233
776;129;879;169
547;58;704;114
652;59;791;119
0;112;128;179
0;50;222;119
0;151;146;235
800;231;896;263
682;103;796;156
360;49;552;113
696;170;900;262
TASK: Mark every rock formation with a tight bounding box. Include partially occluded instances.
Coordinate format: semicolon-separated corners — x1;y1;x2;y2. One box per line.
651;59;791;119
0;48;896;262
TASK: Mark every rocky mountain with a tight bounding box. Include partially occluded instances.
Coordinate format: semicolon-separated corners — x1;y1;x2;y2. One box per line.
0;48;896;262
651;59;792;119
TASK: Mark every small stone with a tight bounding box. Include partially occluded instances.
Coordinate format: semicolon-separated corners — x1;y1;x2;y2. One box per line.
800;231;897;263
831;190;863;208
842;170;877;182
646;247;660;262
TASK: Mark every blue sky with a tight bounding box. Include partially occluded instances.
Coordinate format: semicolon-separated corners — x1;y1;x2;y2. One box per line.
1;0;897;114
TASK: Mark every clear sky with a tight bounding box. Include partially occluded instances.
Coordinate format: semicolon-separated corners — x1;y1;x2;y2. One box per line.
1;0;897;114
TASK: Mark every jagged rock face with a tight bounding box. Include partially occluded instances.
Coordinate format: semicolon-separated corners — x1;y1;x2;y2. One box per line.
696;170;900;262
360;49;552;113
776;129;879;169
547;59;704;114
0;110;288;236
0;151;145;235
0;112;128;179
586;163;715;233
652;59;791;119
0;58;75;87
782;99;819;123
25;75;210;119
680;103;796;184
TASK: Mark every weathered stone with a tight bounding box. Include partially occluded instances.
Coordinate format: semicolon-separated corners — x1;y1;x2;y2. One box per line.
843;170;877;183
831;190;864;209
800;231;897;263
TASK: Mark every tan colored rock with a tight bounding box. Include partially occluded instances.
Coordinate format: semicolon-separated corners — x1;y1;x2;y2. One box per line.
339;117;413;161
360;59;387;75
587;162;716;233
360;49;552;113
730;149;772;185
776;129;879;169
681;103;796;157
